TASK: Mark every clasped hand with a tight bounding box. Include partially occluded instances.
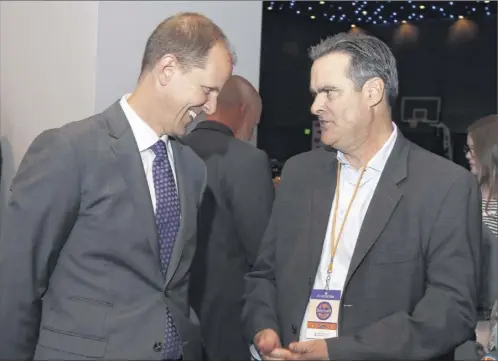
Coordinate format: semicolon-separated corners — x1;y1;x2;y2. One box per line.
254;329;329;360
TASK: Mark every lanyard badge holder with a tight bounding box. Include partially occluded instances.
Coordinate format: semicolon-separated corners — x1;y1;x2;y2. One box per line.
305;162;366;340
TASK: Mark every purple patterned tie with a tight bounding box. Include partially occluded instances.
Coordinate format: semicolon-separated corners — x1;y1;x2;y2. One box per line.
151;139;182;360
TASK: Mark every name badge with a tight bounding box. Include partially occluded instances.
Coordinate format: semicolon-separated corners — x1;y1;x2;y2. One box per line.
305;289;341;339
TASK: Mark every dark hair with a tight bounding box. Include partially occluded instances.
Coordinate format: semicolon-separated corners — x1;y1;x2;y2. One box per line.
309;32;398;108
468;114;498;207
140;12;236;74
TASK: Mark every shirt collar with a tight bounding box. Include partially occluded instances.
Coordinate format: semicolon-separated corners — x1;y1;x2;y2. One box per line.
337;122;398;173
119;94;167;152
195;120;235;137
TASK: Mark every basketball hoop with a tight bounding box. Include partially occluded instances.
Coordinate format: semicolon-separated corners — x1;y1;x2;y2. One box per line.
401;97;441;126
407;119;419;128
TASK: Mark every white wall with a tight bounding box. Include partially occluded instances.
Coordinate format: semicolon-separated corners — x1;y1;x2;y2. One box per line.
95;1;263;112
0;1;263;219
0;1;99;221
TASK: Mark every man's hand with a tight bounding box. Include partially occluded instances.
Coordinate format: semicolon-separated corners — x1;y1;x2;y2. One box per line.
286;339;329;360
254;329;284;360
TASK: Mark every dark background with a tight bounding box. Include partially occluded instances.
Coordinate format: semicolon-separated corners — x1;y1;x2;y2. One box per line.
256;1;497;167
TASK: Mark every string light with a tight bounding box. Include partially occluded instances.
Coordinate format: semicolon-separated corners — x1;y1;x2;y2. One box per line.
265;1;497;26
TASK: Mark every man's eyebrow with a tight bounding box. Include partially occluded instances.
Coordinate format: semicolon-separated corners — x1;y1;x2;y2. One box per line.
204;86;220;92
310;85;340;94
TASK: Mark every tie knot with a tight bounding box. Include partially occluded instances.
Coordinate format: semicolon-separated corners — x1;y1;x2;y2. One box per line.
151;140;167;161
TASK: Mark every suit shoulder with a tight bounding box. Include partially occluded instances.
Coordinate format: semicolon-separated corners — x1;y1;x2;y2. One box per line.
229;139;269;161
409;142;472;179
15;117;102;182
28;112;105;153
408;144;479;200
34;112;107;148
283;147;335;176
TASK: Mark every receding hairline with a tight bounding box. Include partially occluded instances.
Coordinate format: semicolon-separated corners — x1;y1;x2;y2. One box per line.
140;12;237;76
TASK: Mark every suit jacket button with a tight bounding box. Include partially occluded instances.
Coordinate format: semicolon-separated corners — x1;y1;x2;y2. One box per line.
153;341;163;352
292;324;297;334
164;290;169;297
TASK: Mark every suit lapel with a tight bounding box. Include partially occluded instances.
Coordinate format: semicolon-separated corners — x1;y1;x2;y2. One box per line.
307;152;338;288
288;150;337;338
106;102;199;288
106;102;160;263
164;139;192;288
344;135;409;287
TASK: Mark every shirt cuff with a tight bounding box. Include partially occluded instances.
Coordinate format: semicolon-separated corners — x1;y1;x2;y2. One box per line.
250;344;262;360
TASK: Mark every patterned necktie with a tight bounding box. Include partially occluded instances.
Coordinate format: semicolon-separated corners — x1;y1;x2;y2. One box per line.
151;139;182;360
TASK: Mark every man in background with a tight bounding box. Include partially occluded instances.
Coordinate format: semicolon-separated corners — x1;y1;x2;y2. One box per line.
183;75;274;361
0;12;233;360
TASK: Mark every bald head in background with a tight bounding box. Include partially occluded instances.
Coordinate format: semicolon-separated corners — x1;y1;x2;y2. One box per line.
182;76;274;361
209;75;262;142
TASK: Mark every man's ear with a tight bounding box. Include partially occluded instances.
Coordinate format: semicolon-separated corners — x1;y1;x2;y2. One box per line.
362;77;385;107
154;54;180;86
239;102;248;117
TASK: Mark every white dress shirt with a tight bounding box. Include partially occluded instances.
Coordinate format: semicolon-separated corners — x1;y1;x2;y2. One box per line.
119;94;178;215
299;124;398;341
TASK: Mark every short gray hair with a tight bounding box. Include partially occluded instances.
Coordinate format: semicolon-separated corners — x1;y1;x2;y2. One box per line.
309;32;398;108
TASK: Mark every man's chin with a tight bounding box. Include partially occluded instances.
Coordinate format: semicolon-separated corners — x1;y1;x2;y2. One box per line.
173;126;188;138
320;135;336;148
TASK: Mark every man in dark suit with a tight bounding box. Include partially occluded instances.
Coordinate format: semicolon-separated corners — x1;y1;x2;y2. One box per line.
183;75;274;361
243;32;482;360
0;13;234;360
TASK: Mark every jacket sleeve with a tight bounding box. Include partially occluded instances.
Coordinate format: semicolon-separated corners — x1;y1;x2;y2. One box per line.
0;129;80;360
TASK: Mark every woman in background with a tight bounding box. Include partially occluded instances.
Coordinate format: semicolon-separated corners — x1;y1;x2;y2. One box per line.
466;114;498;237
466;114;498;354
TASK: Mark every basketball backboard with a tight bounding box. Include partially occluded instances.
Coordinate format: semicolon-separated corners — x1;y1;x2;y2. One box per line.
401;97;441;124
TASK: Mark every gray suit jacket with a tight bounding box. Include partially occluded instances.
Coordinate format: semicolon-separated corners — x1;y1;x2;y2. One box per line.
243;134;482;360
0;102;206;360
183;121;275;360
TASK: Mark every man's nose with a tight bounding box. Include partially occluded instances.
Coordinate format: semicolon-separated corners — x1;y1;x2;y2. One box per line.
311;97;322;115
202;98;217;115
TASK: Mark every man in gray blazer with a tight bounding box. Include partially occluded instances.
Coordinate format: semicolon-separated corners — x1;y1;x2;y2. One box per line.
0;12;233;360
243;32;482;360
